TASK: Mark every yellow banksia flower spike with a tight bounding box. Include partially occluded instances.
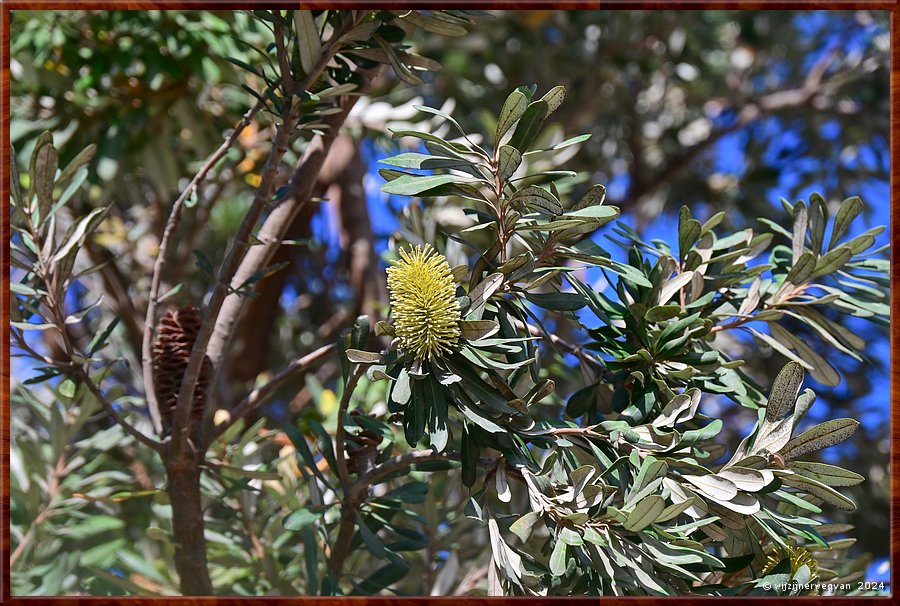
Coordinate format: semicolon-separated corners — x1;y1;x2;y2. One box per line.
762;545;820;593
386;244;462;361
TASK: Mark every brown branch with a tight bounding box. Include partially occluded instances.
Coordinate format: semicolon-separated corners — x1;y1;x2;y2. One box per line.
334;364;365;491
205;95;361;372
329;448;498;582
170;109;297;460
514;319;609;378
203;14;363;379
627;48;842;214
355;450;462;489
142;94;272;436
202;342;336;450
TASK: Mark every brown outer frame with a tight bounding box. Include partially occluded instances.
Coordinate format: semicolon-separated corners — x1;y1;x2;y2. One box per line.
0;2;895;603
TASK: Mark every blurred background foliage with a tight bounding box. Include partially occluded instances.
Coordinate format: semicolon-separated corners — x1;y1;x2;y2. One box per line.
10;9;889;595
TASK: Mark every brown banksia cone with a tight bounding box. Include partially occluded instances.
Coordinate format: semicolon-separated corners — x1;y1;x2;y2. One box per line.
152;305;212;438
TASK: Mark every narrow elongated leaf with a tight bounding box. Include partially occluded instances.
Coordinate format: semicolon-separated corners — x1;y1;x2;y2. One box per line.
539;85;566;117
459;320;500;341
283;508;321;531
461;427;477;487
510;185;562;215
379;153;474;171
571;183;606;211
808;246;853;281
567;205;619;221
808;192;827;254
785;251;817;285
355;560;410;595
549;538;568;575
716;467;772;492
495;90;528;143
345;349;381;364
468;272;504;316
623;495;666;532
682;475;738;501
779;473;856;511
509;511;541;542
791;201;808;262
508;100;549;153
356;514;388;558
780;419;858;460
828;196;863;249
497;145;521;182
51;206;108;263
425;376;449;451
53;144;95;194
401;10;468;36
523;291;586;311
679;218;701;260
407;379;430;446
790;461;864;487
655;498;696;523
381;173;467;196
658;271;694;306
294;11;321;75
526;134;592;156
765;362;804;422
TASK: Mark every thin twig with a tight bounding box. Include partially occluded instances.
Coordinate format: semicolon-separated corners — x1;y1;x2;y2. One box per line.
514;319;609;377
354;450;462;489
202;342;336;450
10;454;66;567
79;368;164;452
334;364;365;490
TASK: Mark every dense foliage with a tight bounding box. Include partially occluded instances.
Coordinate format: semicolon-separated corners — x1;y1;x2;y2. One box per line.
10;9;889;597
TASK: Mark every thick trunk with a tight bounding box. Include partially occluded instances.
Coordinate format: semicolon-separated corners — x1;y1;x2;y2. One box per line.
166;457;213;595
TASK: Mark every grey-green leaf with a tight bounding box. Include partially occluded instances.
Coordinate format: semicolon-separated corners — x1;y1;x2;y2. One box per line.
572;184;606;211
508;100;549;153
294;11;321;75
828;196;863;250
790;461;864;487
509;511;541;542
381;173;468;196
523;292;586;311
345;349;381;364
791;201;808;263
623;495;666;532
497;145;522;182
784;251;817;285
495;90;528;143
679;219;701;260
459;320;500;341
765;362;804;423
780;418;858;460
539;85;566;117
808;246;853;281
549;538;568;576
510;185;563;215
779;473;856;511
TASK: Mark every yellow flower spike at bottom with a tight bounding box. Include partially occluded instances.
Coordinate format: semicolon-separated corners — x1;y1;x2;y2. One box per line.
762;545;820;594
386;244;462;361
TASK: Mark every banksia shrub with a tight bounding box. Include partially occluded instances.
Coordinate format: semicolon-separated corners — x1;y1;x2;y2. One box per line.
152;305;212;437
